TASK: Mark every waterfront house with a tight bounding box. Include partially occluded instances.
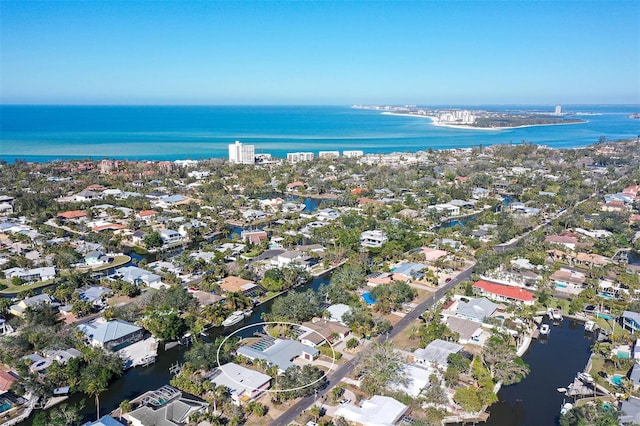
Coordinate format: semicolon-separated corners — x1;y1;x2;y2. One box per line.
2;266;56;283
208;362;271;405
334;395;409;426
159;229;183;245
455;297;498;323
115;266;163;289
241;230;268;245
389;363;436;398
445;316;484;344
360;230;388;248
550;267;586;294
316;208;340;221
26;348;82;374
9;293;58;317
236;338;319;373
473;280;535;305
413;339;463;369
220;276;260;297
84;250;110;266
123;385;207;426
84;415;125;426
77;318;144;351
622;311;640;333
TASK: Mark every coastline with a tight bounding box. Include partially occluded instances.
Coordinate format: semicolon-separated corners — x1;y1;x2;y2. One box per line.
381;111;589;131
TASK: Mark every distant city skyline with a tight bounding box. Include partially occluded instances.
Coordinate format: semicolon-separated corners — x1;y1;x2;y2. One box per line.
1;1;638;105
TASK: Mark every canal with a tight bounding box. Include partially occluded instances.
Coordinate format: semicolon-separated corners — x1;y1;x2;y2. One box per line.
21;273;331;424
485;319;596;426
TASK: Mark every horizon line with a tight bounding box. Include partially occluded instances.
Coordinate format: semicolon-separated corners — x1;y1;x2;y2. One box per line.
2;103;639;107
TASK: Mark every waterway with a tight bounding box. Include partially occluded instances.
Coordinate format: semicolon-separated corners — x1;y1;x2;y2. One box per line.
22;273;330;425
485;319;596;426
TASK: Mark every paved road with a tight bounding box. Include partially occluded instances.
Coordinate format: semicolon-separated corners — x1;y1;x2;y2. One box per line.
273;263;475;426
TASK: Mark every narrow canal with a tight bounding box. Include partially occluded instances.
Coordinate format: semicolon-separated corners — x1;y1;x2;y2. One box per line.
485;319;596;426
23;274;330;424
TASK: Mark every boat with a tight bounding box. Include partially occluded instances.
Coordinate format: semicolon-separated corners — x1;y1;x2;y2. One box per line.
548;308;563;322
584;320;597;332
557;387;567;393
222;311;246;327
560;402;573;415
243;309;253;317
540;324;551;335
577;372;594;384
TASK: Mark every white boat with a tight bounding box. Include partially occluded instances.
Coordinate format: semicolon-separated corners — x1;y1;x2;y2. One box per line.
222;311;245;327
584;320;597;332
560;402;573;415
540;324;551;335
548;308;563;322
557;387;567;393
577;372;594;384
243;309;253;317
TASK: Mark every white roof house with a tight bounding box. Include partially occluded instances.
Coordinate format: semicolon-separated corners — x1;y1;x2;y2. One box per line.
209;363;271;405
3;266;56;282
77;319;144;351
360;230;388;248
413;339;463;369
115;266;163;288
334;395;408;426
389;364;436;398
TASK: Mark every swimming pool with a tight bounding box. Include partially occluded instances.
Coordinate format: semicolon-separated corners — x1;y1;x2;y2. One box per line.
556;283;568;288
596;313;614;320
612;375;624;386
362;292;376;305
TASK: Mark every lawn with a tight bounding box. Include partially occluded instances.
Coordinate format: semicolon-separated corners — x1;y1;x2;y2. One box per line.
0;278;55;294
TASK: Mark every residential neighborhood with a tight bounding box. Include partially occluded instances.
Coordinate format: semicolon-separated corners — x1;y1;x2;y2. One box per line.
0;138;639;426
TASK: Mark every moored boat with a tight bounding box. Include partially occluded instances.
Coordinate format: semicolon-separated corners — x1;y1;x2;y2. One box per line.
540;324;551;335
222;311;246;327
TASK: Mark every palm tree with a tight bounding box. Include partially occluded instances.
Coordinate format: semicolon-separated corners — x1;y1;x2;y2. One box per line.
86;378;108;421
309;404;322;421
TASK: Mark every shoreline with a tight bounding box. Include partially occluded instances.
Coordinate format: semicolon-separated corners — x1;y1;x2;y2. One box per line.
382;111;588;130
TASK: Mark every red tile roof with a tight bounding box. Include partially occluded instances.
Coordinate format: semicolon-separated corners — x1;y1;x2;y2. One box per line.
57;210;87;219
0;370;17;392
473;280;535;302
137;210;158;217
92;223;127;232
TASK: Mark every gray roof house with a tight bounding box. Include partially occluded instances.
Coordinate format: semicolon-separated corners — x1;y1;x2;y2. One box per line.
124;385;207;426
208;362;271;405
115;266;163;289
236;338;319;373
620;396;640;425
413;339;463;368
78;319;144;351
456;297;498;322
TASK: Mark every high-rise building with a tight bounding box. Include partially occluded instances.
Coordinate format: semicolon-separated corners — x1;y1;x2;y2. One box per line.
228;141;255;164
555;105;562;116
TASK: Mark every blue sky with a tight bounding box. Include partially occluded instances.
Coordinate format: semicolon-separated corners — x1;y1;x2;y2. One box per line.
1;1;638;105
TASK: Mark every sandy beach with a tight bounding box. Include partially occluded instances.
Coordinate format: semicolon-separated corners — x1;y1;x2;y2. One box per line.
382;111;588;131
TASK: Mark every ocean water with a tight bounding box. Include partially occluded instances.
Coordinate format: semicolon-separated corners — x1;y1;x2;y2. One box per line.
1;105;638;162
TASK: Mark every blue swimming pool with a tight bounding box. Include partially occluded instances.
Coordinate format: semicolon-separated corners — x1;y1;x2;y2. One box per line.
612;375;624;386
362;292;376;305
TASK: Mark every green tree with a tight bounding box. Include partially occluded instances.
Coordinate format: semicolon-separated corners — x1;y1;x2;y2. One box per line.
356;341;407;396
144;231;163;248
